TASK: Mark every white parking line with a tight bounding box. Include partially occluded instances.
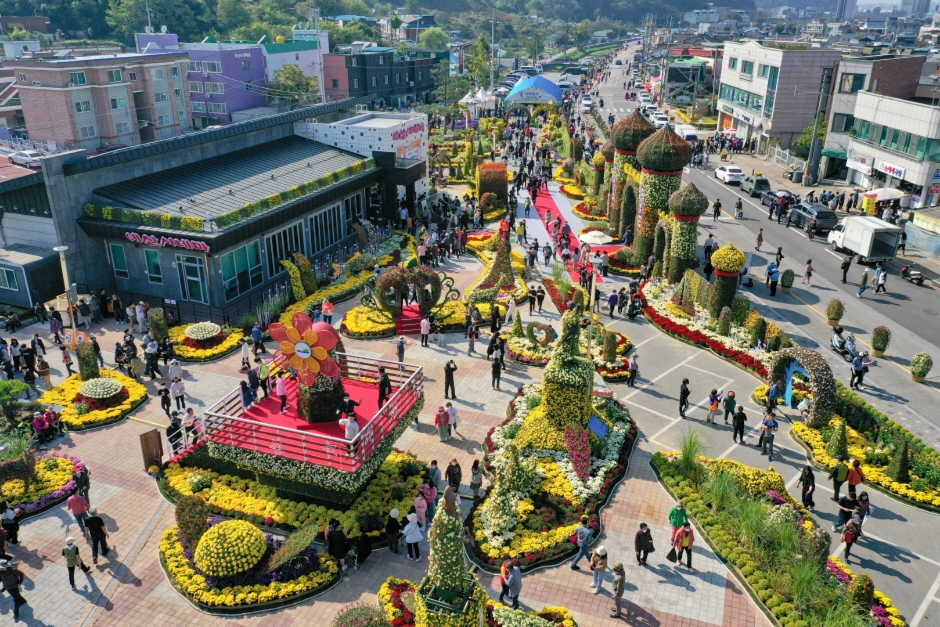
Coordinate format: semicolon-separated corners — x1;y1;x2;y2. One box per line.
908;566;940;627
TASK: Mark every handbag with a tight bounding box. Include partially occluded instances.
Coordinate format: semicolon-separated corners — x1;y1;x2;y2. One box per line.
666;547;677;563
648;542;655;553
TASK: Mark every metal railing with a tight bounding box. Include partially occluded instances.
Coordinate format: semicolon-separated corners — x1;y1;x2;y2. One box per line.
197;353;423;471
767;146;807;175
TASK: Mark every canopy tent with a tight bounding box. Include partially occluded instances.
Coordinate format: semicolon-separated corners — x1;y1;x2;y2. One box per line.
504;76;563;105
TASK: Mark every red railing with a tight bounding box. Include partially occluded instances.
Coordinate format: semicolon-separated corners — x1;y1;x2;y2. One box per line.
198;353;423;472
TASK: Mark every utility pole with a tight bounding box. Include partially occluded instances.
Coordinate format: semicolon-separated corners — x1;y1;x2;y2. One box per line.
489;8;496;92
806;65;834;185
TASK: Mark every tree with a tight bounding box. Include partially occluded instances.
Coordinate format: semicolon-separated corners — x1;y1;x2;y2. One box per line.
230;22;293;42
431;60;471;107
389;15;402;42
106;0;210;43
216;0;251;32
525;35;544;65
9;26;29;41
571;23;591;48
404;0;420;14
793;115;826;157
466;34;491;86
267;64;321;107
419;26;450;50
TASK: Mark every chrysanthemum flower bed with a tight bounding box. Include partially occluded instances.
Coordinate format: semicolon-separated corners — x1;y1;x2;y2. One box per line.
40;370;147;429
0;454;80;513
169;322;243;362
560;184;586;200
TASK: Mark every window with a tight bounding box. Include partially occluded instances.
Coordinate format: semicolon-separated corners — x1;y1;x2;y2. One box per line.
174;88;182;98
244;82;252;91
839;73;866;93
310;204;344;254
758;64;770;78
79;125;96;138
351;57;358;66
129;71;138;81
830;113;855;133
145;250;162;283
265;222;305;277
719;83;763;113
152;68;166;80
69;72;86;85
418;71;422;80
0;269;17;291
171;66;180;77
353;79;359;89
379;56;385;65
115;121;130;134
192;101;206;112
332;79;340;88
187;61;201;72
372;76;377;87
154;91;168;103
109;244;129;279
241;61;250;70
158;114;171;125
741;60;754;75
396;73;400;83
16;73;24;82
107;69;122;83
855;119;871;140
187;81;202;92
203;61;222;73
176;254;209;304
384;75;389;85
205;82;224;94
74;100;91;113
110;97;126;110
178;109;184;120
220;241;263;300
209;102;227;113
728;57;738;70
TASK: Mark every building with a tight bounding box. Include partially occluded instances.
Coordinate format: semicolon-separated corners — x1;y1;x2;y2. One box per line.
322;47;437;107
2;40;41;59
835;0;858;22
822;54;924;179
333;15;379;29
0;98;427;317
684;10;721;25
716;41;842;149
664;59;706;102
382;15;438;43
901;0;932;17
7;51;191;151
0;16;50;34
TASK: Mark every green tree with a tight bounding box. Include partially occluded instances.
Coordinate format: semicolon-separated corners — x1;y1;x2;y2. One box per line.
230;22;293;42
793;115;826;157
389;15;402;41
571;23;591;48
9;26;29;40
216;0;251;32
0;379;29;428
404;0;420;14
267;64;321;106
419;26;450;50
106;0;210;43
431;60;471;106
525;35;544;65
466;34;491;85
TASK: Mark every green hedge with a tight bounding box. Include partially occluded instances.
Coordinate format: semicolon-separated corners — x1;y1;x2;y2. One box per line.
83;204;205;232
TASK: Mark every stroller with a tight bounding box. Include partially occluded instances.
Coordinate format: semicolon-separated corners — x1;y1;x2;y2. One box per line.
345;533;373;570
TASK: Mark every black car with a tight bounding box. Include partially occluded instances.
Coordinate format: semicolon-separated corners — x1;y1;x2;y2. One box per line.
784;202;839;232
759;189;795;207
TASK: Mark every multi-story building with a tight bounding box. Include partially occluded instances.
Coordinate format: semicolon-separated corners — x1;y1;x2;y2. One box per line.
901;0;932;17
822;54;924;180
381;15;438;43
7;51;191;150
322;47;437;107
716;41;841;150
683;10;720;25
835;0;858;22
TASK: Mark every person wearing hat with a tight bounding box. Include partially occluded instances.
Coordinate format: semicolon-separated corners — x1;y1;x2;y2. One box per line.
385;509;403;555
722;391;736;425
611;562;626;618
84;508;111;564
167;359;183;382
589;545;608;593
402;512;424;562
505;560;523;609
828;455;850;501
0;558;26;620
62;536;91;589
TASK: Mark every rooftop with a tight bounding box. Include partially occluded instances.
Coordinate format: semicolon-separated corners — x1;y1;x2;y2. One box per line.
92;135;365;221
0;243;55;266
7;51;186;66
338;112;416;128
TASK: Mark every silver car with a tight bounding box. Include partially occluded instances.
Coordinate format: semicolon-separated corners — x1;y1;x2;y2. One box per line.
8;150;42;168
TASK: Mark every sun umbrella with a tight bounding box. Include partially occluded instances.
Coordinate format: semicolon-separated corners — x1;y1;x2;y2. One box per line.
580;230;614;245
870;188;905;201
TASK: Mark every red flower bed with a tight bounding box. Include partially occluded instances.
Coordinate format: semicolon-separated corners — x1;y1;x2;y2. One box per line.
181;332;228;350
72;388;129;411
542;278;574;312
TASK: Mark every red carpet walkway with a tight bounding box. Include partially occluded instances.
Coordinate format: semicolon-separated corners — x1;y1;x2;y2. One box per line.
395;304;423;336
531;189;607;284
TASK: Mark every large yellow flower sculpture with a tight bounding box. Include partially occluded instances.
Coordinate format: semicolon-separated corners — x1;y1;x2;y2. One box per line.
268;312;340;385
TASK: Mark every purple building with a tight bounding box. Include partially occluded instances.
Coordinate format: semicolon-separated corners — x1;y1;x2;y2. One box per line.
136;33;268;127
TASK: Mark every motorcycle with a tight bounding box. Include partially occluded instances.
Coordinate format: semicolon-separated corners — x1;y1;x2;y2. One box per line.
829;326;858;362
783;167;795;181
901;264;925;286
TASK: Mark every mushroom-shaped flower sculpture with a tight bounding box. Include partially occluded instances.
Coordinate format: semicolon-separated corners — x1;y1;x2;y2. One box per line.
268;312;340;385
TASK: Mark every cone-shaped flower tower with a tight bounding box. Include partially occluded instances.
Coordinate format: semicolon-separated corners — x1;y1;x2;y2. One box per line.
609;111;654;236
666;183;709;282
634;125;692;264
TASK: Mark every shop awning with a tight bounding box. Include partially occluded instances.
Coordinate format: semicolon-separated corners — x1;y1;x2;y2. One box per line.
821;148;847;159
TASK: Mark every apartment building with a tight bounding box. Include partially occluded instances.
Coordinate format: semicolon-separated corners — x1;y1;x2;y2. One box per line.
8;51;191;150
716;41;841;150
322;47;437;107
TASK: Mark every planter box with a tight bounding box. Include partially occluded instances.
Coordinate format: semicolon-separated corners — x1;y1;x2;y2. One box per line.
871;349;885;357
827;319;841;327
913;375;926;382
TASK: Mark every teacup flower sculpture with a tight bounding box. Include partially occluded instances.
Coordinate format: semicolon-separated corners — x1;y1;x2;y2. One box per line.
268;312;340;385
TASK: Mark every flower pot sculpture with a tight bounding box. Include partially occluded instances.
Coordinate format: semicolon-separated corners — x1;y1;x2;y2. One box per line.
666;183;709;283
268;312;345;423
709;244;747;317
609;112;655;237
591;153;606;198
635;126;692;265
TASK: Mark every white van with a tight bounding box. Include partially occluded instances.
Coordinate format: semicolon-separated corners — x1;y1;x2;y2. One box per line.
675;125;699;142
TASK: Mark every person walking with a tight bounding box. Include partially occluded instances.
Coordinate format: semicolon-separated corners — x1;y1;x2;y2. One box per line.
722;391;736;424
668;499;688;544
760;412;778;461
570;516;594;570
857;269;870;298
434;406;449;442
506;561;523;609
832;492;859;532
627;355;638;388
1;502;19;546
446;458;462;491
840;256;852;283
801;259;815;286
444;360;457;399
732;407;747;443
0;559;26;620
498;560;512;604
491;357;502;390
875;270;888;294
536;287;545;312
420;316;430;347
847;459;866;497
73;465;90;504
706;389;722;424
679;378;691;419
469;459;484;499
63;536;91;589
797;466;816;509
397;336;406;363
378;367;392;407
66;492;90;537
829;455;850;501
275;371;289;414
610;562;626;618
37;357;52;392
635;522;654;566
84;508;111;563
589;546;608;593
385;509;402;555
672;522;694;571
60;346;74;376
842;519;861;563
755;228;763;251
768;267;780;296
712;198;722;221
467;325;478;356
170;378;186;410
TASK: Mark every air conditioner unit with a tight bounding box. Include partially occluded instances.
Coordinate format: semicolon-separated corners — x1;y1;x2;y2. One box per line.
67;82;76;87
409;81;414;86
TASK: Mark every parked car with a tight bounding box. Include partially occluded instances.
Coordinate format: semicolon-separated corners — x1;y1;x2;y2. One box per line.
653;114;670;128
714;165;745;184
615;59;623;65
740;175;771;197
785;202;840;232
8;150;42;168
759;189;796;207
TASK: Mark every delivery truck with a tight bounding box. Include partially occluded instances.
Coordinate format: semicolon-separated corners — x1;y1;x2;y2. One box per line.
827;216;902;264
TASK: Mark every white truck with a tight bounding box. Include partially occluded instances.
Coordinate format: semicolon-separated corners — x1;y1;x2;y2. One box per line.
827;216;902;264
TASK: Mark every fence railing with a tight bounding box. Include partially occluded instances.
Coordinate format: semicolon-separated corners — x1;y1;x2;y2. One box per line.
194;353;423;472
767;146;807;175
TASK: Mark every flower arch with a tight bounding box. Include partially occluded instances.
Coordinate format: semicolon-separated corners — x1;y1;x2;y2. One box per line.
652;218;672;277
768;348;836;428
374;266;443;316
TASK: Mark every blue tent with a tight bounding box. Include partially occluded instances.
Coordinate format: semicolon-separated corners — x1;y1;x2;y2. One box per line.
504;76;563;104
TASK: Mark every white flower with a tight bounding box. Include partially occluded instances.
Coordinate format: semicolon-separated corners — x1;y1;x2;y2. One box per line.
77;377;122;399
185;322;222;341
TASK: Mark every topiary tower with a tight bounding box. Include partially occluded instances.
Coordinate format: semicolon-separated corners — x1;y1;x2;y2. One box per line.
666;183;708;283
750;316;767;348
886;438;911;484
148;308;169;342
635;126;692;264
479;237;515;295
717;306;732;336
75;343;100;381
709;244;747;317
599;140;615;219
826;420;849;460
608;112;654;235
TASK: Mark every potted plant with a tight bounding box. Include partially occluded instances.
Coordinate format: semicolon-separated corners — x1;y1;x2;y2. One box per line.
911;352;933;382
826;299;844;326
780;269;795;294
871;326;891;357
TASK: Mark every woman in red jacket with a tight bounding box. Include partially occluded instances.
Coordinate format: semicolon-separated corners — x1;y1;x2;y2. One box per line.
847;459;866;497
673;521;695;572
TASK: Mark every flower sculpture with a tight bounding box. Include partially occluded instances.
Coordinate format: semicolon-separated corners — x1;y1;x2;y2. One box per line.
268;312;340;386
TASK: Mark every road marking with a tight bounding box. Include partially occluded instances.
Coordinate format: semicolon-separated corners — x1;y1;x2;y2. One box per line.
645;394;729;442
910;565;940;627
621;352;699;401
130;416;166;428
632;334;660;349
785;470;802;489
682;364;734;378
825;249;843;260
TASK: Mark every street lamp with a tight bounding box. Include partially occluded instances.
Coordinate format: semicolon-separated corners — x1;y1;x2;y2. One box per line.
53;245;78;344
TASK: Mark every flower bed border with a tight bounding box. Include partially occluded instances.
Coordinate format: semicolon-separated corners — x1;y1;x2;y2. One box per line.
40;371;149;431
560;184;586;200
2;454;82;520
573;201;607;221
168;326;244;363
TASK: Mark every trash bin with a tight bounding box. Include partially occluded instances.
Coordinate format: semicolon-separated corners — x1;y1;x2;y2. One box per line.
802;174;813;186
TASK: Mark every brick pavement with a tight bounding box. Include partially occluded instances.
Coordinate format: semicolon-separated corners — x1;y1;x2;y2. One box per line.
1;239;768;627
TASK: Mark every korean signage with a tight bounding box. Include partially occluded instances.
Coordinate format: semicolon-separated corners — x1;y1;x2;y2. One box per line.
390;122;426;142
846;150;873;175
731;110;754;125
876;161;905;180
933;169;940;181
124;231;211;253
929;185;940;194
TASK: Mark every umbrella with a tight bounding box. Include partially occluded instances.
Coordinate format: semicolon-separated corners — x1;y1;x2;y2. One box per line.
722;128;738;135
580;230;614;245
870;188;905;201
